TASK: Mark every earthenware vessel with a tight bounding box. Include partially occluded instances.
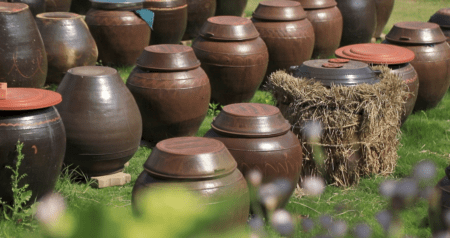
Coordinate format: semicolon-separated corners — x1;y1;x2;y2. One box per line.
56;66;142;176
85;0;151;66
132;137;250;229
429;165;450;235
335;43;419;124
0;84;65;205
45;0;71;11
69;0;91;14
36;12;98;84
182;0;215;40
0;2;47;88
192;16;269;105
126;45;210;143
143;0;187;44
4;0;46;16
204;103;303;208
336;0;376;46
215;0;247;16
429;8;450;43
252;0;314;84
383;22;450;111
295;0;343;59
373;0;394;38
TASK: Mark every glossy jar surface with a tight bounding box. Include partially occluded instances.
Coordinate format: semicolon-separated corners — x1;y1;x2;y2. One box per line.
36;12;98;84
429;166;450;235
56;66;142;176
144;0;187;45
215;0;247;16
0;106;66;204
336;0;376;46
0;2;47;88
373;0;394;38
6;0;46;16
85;1;151;66
182;0;216;40
45;0;71;12
389;63;419;124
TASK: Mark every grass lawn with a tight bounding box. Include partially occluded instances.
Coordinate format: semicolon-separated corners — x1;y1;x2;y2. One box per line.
2;0;450;237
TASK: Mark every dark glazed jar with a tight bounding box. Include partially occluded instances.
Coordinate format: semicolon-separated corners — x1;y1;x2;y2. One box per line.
296;0;343;59
192;16;269;105
144;0;187;45
0;85;65;205
6;0;46;16
215;0;247;16
252;1;315;84
85;0;151;66
0;2;47;88
36;12;98;84
335;43;419;124
429;8;450;43
336;0;376;46
383;22;450;111
45;0;71;12
373;0;394;39
204;103;303;208
429;166;450;235
69;0;91;15
182;0;215;40
126;45;210;143
132;137;250;229
56;66;142;176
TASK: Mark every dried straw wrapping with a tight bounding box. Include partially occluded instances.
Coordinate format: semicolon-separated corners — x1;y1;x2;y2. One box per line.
267;66;409;186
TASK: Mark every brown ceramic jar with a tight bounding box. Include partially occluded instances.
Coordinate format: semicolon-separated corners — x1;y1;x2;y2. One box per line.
45;0;71;12
5;0;46;16
144;0;187;45
126;45;210;143
36;12;98;84
192;16;269;105
252;1;315;84
0;2;48;88
69;0;91;15
429;8;450;43
204;103;303;208
373;0;395;39
383;22;450;111
85;0;151;66
56;66;142;176
215;0;247;16
296;0;343;59
182;0;216;40
132;137;250;230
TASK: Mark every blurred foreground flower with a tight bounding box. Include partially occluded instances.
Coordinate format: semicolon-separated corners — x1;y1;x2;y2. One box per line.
302;176;325;196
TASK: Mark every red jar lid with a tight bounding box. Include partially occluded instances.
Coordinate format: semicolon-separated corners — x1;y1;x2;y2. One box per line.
295;0;337;9
199;16;260;41
252;0;307;21
0;83;62;111
136;45;200;71
335;43;415;65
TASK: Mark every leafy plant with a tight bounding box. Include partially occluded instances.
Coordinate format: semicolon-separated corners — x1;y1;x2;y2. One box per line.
207;103;222;117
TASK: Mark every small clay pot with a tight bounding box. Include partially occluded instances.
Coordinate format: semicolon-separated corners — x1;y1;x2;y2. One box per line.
373;0;395;38
215;0;247;16
45;0;71;12
36;12;98;84
182;0;216;40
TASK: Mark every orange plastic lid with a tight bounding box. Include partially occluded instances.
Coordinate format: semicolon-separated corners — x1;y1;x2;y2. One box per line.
335;43;415;65
0;84;62;111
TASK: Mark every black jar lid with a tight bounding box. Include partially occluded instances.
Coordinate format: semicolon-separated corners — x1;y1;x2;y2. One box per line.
429;8;450;28
143;0;186;9
290;59;380;87
296;0;337;9
385;21;447;44
136;45;200;71
252;0;307;21
143;137;237;179
90;0;144;10
199;16;260;41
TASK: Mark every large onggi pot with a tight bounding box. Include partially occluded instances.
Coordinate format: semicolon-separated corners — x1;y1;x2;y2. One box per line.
45;0;71;12
36;12;98;84
336;0;376;46
2;0;46;16
56;66;142;176
69;0;91;15
182;0;216;40
215;0;247;16
373;0;394;38
0;85;65;205
0;2;48;88
126;45;210;143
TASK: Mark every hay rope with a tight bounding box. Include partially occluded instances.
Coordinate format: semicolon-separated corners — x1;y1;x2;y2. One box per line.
267;65;410;186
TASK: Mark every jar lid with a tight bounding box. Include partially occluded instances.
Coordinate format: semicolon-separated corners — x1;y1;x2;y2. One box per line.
143;137;237;179
0;83;62;111
211;103;292;137
290;59;380;87
199;16;260;41
252;0;307;21
143;0;186;9
429;8;450;28
90;0;144;10
0;2;29;13
295;0;337;9
335;43;415;65
385;21;447;44
136;45;200;71
65;66;118;81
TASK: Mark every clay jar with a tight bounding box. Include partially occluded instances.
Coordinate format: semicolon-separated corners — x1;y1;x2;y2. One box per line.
56;66;142;176
373;0;395;39
132;137;249;230
69;0;91;15
335;43;419;124
192;16;269;105
4;0;46;16
336;0;376;46
45;0;71;12
143;0;187;45
215;0;247;16
36;12;98;84
85;0;151;66
429;8;450;43
429;166;450;235
126;45;210;143
383;22;450;111
204;103;303;208
0;2;47;88
0;85;65;205
182;0;216;40
252;1;314;83
296;0;343;59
